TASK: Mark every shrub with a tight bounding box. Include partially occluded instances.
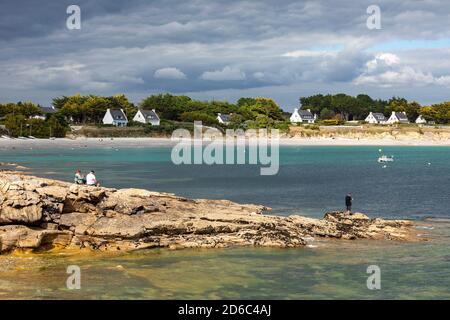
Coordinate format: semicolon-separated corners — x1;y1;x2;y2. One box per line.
304;124;320;130
321;119;345;126
319;108;335;120
4;114;68;138
274;121;290;133
180;111;219;126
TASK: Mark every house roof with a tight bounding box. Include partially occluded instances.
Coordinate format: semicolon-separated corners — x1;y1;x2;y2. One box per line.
218;114;231;122
109;109;127;121
297;109;314;120
40;106;57;114
139;109;159;121
371;113;386;121
393;112;409;121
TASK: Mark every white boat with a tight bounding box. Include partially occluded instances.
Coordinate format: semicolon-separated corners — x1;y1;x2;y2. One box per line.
378;155;394;163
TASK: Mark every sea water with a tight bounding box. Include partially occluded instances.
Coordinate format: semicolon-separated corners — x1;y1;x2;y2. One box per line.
0;146;449;299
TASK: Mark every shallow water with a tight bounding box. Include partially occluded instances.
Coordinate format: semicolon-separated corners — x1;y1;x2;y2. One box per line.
0;146;449;299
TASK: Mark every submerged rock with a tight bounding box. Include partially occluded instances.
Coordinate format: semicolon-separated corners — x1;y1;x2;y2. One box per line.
0;171;421;254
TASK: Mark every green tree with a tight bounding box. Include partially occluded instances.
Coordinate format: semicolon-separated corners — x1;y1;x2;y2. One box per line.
331;94;358;120
56;94;89;123
84;96;112;123
421;102;450;124
300;93;390;120
53;94;136;124
4;114;27;136
228;114;245;128
140;94;191;120
319;108;335;120
109;94;137;120
254;114;275;128
0;102;41;118
419;106;436;122
237;97;257;108
237;97;284;121
47;114;68;137
404;101;421;122
180;111;219;126
299;94;332;114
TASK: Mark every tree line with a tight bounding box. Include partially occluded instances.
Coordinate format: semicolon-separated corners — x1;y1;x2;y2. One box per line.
1;93;450;138
299;93;450;124
0;94;289;137
139;94;286;129
0;102;67;138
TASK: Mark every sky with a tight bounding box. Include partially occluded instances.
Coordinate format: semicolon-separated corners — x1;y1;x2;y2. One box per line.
1;0;450;111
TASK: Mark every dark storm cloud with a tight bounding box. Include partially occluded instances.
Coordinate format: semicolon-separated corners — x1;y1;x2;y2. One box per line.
1;0;450;107
0;0;146;40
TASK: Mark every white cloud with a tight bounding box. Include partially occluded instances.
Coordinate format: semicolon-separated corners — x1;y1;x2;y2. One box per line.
354;68;435;87
282;50;336;58
154;67;187;80
376;53;400;66
4;0;450;105
253;72;265;80
200;66;246;81
0;60;113;92
435;75;450;86
365;53;400;72
354;52;450;88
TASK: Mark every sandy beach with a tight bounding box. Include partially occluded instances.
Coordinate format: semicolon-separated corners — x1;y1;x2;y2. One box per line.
1;136;450;150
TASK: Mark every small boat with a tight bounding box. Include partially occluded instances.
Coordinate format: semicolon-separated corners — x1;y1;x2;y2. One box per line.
378;155;394;163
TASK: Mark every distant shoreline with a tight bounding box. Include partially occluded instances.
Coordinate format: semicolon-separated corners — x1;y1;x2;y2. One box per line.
1;136;450;149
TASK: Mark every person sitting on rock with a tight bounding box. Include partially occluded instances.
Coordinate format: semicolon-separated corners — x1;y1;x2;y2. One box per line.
86;170;100;187
345;193;353;213
74;169;85;185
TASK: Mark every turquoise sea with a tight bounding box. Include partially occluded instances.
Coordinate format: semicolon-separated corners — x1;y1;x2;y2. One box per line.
0;145;449;299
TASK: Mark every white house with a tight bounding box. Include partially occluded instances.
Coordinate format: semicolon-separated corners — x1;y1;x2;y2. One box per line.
217;113;231;125
290;108;316;124
133;109;160;126
386;111;409;124
102;109;128;127
365;112;387;124
31;106;57;120
415;115;427;124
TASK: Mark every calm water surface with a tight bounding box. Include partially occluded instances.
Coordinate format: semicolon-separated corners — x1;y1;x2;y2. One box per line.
0;145;449;299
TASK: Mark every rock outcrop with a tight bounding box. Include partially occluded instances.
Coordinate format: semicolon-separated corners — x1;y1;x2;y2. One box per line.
0;171;420;254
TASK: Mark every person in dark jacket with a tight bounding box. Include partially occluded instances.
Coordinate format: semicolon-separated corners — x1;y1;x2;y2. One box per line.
74;169;85;184
345;193;353;213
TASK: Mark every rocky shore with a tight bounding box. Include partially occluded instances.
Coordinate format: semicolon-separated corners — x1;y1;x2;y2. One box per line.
0;171;421;254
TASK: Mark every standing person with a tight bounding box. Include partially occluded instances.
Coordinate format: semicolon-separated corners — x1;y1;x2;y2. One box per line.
74;169;85;184
345;193;353;213
86;170;100;186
